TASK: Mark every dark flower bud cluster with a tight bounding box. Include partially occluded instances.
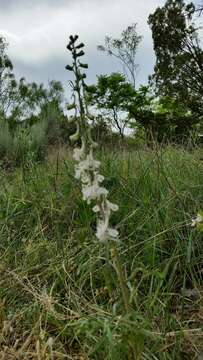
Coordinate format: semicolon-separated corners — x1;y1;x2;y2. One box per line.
65;35;89;95
65;34;93;143
66;35;86;62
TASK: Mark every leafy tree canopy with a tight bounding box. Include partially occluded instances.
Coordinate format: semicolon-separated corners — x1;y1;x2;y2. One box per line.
87;72;136;138
0;36;17;118
148;0;203;116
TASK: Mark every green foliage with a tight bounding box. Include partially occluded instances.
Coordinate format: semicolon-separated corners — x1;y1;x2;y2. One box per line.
131;111;199;145
0;36;17;118
129;90;201;144
0;21;202;360
0;39;65;162
87;72;135;138
0;147;202;358
0;118;47;167
91;115;111;145
148;0;203;117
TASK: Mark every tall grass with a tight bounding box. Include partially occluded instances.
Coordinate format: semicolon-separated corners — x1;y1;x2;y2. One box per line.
0;146;202;359
0;118;48;167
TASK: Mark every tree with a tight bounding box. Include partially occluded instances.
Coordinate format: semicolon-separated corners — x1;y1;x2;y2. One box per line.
5;74;64;140
98;24;142;88
39;80;65;144
87;73;135;139
0;36;18;119
0;38;35;133
148;0;203;117
14;79;64;121
128;88;199;144
17;80;65;143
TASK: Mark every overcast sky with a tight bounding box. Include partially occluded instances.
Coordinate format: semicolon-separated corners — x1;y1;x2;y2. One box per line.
0;0;199;95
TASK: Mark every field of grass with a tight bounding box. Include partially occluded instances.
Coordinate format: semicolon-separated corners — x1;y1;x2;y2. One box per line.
0;145;202;359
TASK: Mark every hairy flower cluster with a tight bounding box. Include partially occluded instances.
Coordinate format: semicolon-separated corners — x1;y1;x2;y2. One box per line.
73;142;119;242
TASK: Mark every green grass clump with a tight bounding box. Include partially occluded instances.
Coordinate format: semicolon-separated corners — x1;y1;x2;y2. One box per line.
0;119;47;168
0;146;202;359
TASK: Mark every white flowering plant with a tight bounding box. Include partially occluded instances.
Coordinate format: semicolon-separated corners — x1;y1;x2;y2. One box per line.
65;35;119;244
65;35;131;315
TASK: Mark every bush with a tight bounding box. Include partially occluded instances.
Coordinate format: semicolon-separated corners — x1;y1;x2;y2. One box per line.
0;118;47;167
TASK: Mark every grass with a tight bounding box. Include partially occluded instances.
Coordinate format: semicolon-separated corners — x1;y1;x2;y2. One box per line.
0;145;202;359
0;117;50;168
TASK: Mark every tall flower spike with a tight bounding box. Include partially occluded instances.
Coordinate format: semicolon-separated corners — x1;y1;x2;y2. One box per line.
66;35;119;242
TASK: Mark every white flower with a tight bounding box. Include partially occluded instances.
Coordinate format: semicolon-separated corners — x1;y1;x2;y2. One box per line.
96;220;109;242
73;141;85;161
106;200;119;212
82;185;108;204
74;153;100;181
191;213;203;227
85;151;100;170
94;173;105;183
96;220;119;242
73;146;119;243
92;205;100;213
108;228;119;238
92;201;118;215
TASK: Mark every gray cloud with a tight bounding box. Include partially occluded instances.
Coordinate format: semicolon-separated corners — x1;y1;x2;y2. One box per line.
0;0;165;95
0;0;69;9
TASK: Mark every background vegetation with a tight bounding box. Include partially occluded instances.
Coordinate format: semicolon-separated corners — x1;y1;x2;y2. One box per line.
0;0;202;358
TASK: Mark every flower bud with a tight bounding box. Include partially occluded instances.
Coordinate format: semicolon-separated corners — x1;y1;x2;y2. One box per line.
76;50;85;57
78;73;86;81
73;35;79;42
69;35;75;43
76;42;85;49
65;64;73;71
70;124;80;142
66;43;72;51
79;62;88;69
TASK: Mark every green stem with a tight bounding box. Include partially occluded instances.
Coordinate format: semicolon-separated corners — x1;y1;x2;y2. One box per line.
110;242;131;313
111;242;138;360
